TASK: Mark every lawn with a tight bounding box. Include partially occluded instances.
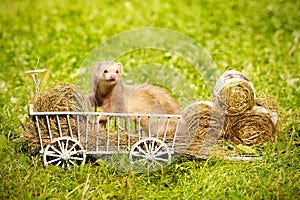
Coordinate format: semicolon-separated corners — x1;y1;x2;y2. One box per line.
0;0;299;199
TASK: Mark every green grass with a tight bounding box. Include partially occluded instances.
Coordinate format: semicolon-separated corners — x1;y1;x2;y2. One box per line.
1;0;299;199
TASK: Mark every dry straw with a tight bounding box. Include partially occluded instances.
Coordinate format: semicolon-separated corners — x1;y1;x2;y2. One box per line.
214;70;256;116
23;84;91;147
255;97;279;125
23;83;141;151
82;129;140;152
181;101;225;157
33;84;90;113
223;106;276;146
23;72;279;156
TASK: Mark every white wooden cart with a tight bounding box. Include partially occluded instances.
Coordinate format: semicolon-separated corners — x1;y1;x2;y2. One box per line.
26;69;183;171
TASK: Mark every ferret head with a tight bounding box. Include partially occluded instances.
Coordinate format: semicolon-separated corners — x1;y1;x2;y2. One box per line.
91;61;123;92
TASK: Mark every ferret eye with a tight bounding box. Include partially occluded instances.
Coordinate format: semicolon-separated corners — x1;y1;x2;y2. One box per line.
104;70;108;73
116;70;119;73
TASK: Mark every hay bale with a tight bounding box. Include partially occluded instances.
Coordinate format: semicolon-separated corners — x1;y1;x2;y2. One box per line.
33;84;90;113
214;70;256;116
256;97;279;125
181;101;225;157
23;84;91;147
224;106;276;146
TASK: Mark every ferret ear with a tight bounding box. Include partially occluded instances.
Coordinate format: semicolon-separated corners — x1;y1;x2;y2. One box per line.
93;62;103;76
116;62;123;75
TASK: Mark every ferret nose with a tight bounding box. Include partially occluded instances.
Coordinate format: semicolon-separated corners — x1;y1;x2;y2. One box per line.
110;75;116;81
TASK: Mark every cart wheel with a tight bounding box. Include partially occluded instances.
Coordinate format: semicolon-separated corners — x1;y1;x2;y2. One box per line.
43;136;86;169
129;137;171;172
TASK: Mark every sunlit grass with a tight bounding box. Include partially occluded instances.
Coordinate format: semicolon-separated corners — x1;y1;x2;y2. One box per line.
0;0;299;199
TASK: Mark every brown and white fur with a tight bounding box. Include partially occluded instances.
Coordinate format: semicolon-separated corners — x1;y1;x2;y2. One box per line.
87;61;182;141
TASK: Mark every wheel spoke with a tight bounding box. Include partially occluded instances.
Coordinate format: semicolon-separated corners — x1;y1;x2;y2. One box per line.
46;153;62;158
151;140;156;152
143;141;150;153
152;144;163;155
154;157;169;162
55;160;62;166
131;151;147;158
69;156;84;161
69;159;75;165
155;151;169;157
58;140;64;152
69;149;85;156
49;145;62;155
46;150;56;154
65;138;69;151
68;143;78;154
62;140;66;152
136;145;148;156
44;137;85;168
129;138;172;171
46;157;61;165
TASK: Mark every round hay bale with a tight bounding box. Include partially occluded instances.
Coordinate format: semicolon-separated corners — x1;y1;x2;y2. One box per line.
23;84;91;147
214;70;256;116
224;106;276;146
256;97;279;125
181;101;225;157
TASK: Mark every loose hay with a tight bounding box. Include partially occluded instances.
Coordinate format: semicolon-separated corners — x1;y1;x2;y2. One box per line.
23;84;91;147
224;106;276;146
214;70;256;116
81;129;140;152
181;101;225;157
33;84;90;113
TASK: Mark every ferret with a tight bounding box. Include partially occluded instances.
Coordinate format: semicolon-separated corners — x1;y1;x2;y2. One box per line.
87;61;183;140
